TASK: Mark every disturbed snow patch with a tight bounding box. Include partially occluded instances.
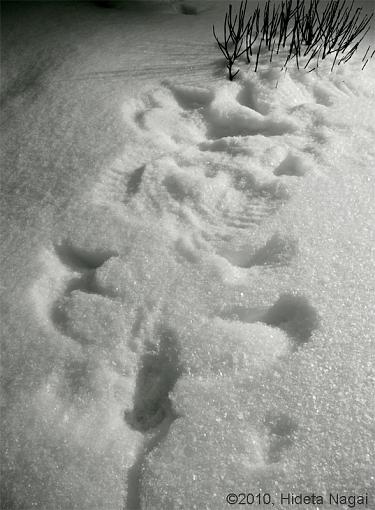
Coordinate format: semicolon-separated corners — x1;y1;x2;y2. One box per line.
3;53;375;510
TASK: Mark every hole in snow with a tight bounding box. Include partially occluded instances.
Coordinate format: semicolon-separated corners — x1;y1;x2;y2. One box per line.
124;326;182;432
263;294;320;348
265;411;298;463
54;241;118;270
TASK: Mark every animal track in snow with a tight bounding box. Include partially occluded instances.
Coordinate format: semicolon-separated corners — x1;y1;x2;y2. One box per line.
263;294;320;348
264;411;299;464
51;241;121;341
220;233;298;268
47;231;183;510
93;78;318;267
124;325;182;510
68;75;329;507
133;93;163;130
167;80;296;138
96;154;290;258
124;325;181;432
218;293;320;351
133;155;289;253
54;239;118;270
235;79;271;115
273;153;311;177
194;174;288;238
126;164;146;198
165;81;214;110
205;108;296;139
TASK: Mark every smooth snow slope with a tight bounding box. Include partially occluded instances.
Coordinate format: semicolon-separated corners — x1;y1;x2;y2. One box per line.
1;2;375;510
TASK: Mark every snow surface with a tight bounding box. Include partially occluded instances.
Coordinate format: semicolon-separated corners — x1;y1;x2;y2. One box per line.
1;1;375;509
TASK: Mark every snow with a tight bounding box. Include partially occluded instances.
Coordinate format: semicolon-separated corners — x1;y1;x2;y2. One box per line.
1;1;375;509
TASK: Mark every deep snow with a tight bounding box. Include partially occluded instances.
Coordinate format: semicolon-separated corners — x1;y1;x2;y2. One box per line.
1;2;375;509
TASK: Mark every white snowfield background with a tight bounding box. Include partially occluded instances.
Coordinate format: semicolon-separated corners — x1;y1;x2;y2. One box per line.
1;1;375;509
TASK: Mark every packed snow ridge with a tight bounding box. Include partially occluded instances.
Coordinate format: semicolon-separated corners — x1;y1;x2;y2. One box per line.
2;50;375;509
